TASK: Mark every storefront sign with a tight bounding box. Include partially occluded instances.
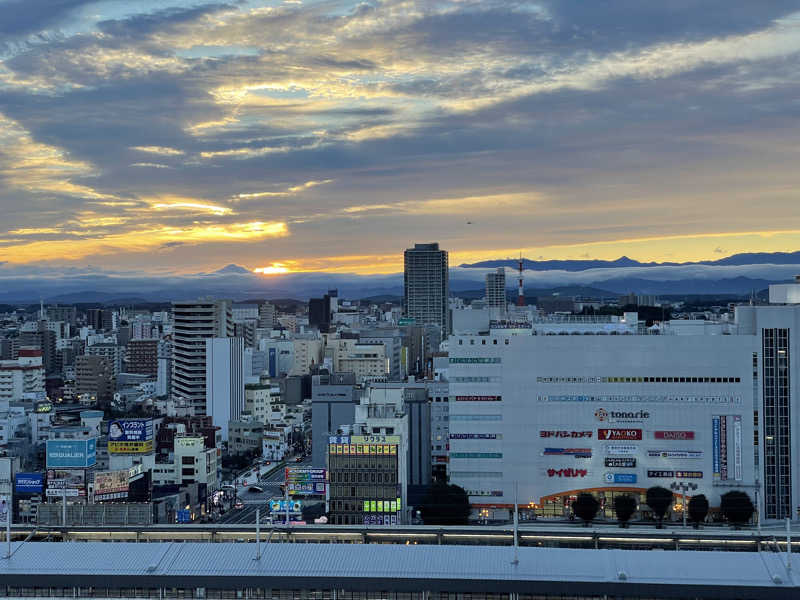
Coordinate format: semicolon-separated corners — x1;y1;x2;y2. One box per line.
648;470;674;478
285;468;326;495
15;473;43;493
450;433;499;439
598;429;642;441
605;473;637;484
455;396;502;402
654;431;695;440
540;431;593;439
595;409;649;422
647;450;703;459
94;470;129;501
605;457;636;468
543;448;592;458
605;444;638;455
351;435;401;444
675;471;703;479
547;468;587;477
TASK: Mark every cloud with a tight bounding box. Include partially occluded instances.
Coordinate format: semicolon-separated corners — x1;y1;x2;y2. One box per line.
1;0;800;275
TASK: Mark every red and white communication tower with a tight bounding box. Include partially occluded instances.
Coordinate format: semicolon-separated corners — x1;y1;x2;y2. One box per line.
517;254;525;307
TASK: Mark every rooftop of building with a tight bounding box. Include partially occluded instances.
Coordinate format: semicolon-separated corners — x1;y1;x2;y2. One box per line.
0;542;796;598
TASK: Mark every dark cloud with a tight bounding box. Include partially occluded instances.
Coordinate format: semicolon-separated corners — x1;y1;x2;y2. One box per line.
96;3;234;39
0;0;94;36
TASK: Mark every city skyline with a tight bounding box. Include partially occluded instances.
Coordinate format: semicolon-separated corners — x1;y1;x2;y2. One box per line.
2;2;800;275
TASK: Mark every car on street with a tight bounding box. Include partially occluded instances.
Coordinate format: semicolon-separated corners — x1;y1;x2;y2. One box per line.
234;500;244;509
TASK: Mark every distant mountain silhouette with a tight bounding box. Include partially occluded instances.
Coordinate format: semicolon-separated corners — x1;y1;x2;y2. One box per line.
460;251;800;271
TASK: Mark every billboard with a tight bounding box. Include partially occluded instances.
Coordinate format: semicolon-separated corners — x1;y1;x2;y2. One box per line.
46;438;96;468
605;457;636;468
0;495;8;525
543;448;592;458
270;499;302;513
733;415;743;481
15;473;44;493
647;450;702;459
94;470;129;501
108;419;154;454
46;469;86;497
285;468;326;495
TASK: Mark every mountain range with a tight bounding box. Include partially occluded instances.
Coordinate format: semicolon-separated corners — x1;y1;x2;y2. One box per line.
0;251;798;304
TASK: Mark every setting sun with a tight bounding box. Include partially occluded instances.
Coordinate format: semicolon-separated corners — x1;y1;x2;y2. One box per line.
253;263;290;275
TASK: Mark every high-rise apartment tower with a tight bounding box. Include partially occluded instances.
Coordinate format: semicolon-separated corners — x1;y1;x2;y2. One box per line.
403;243;449;336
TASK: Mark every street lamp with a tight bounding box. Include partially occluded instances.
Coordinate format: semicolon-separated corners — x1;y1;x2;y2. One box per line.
670;481;698;527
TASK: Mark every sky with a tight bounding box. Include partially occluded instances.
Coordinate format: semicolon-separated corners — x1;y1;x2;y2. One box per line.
2;0;800;276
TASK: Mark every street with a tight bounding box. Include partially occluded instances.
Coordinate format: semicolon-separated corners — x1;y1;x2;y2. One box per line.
217;455;314;524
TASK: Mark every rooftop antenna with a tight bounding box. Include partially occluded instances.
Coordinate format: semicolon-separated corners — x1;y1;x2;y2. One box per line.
517;253;525;307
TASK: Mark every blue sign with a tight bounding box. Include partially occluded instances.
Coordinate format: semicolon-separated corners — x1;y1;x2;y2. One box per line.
268;348;277;377
108;419;153;442
605;473;637;484
177;509;191;524
46;438;97;468
712;416;721;478
15;473;44;493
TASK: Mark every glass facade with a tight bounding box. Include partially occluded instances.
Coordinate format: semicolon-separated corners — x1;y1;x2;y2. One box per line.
762;328;791;519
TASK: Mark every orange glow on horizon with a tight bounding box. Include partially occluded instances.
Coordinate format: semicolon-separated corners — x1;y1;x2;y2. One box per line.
254;263;291;275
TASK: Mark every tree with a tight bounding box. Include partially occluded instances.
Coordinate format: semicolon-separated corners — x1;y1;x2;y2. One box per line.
646;486;674;528
419;483;471;526
614;495;637;528
571;493;600;527
720;491;754;528
688;494;709;529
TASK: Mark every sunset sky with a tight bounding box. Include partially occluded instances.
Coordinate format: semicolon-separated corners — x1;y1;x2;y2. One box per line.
2;1;800;275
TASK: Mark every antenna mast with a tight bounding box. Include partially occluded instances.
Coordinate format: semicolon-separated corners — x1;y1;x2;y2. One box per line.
517;253;525;307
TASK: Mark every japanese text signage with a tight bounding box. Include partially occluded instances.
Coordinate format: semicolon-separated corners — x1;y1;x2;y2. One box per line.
605;458;636;468
647;450;702;459
605;473;637;484
540;431;593;438
108;419;154;454
648;470;674;478
605;444;638;455
94;470;129;501
15;473;43;493
547;468;587;477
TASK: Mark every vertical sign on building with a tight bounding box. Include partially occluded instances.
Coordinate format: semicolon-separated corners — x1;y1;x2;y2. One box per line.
0;457;11;527
734;415;743;481
712;416;721;480
719;415;728;480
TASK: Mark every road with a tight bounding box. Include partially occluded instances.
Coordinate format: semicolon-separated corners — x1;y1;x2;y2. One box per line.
218;455;315;525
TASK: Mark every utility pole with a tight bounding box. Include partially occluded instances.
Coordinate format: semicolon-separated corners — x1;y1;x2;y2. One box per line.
511;482;519;566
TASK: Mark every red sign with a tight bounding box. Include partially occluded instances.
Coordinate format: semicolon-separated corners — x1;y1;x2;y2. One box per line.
655;431;695;440
540;431;593;439
598;429;642;441
547;468;587;478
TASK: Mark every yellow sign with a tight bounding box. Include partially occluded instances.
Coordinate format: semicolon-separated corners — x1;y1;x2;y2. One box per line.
108;440;153;454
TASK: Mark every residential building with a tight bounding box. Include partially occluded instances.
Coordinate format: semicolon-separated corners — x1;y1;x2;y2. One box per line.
126;339;159;377
485;268;506;311
0;348;45;401
403;242;449;336
311;372;358;467
75;355;115;408
228;418;264;456
172;299;233;416
87;342;123;376
331;337;388;384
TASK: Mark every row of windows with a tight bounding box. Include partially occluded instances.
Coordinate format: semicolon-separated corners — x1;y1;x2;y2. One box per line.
457;338;510;345
450;376;502;383
537;376;742;384
329;471;397;484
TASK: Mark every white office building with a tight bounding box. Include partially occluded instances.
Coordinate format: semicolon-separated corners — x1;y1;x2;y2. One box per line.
485;268;506;311
205;337;244;441
448;283;800;522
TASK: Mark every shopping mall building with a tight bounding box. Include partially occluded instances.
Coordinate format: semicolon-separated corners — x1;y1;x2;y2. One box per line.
448;280;800;522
